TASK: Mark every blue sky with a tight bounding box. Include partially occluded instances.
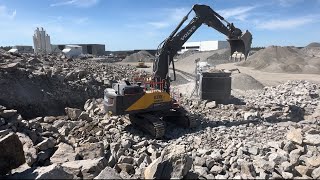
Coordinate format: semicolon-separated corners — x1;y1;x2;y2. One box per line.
0;0;320;50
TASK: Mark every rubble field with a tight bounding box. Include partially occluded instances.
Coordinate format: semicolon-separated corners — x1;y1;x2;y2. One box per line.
1;49;320;179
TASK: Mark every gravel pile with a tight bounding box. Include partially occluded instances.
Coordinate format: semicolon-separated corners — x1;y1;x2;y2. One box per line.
1;51;320;179
238;46;320;74
306;42;320;48
1;77;319;179
300;42;320;58
122;51;155;62
0;52;137;118
231;73;265;90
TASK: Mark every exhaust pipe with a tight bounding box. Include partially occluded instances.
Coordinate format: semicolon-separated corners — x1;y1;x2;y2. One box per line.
228;30;252;60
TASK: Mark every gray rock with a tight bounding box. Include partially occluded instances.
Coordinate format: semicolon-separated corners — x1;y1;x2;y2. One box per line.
244;111;260;120
194;156;206;166
17;132;37;166
287;128;303;145
312;166;320;179
0;133;25;175
116;163;135;174
269;151;288;165
94;166;122;179
36;137;56;151
294;165;313;177
62;157;107;179
248;146;259;155
205;101;216;109
121;139;132;150
239;161;256;178
33;164;75;179
282;171;293;179
37;149;54;164
50;143;78;164
280;161;292;172
144;145;192;179
194;166;208;177
210;165;223;175
65;107;82;120
0;109;17;119
43;116;56;123
304;134;320;145
283;141;296;153
118;156;134;164
253;157;275;172
78;111;93;122
75;142;104;160
0;118;5;126
289;148;302;164
306;156;320;167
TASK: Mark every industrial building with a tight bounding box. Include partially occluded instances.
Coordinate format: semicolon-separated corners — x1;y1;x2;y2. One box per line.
178;40;229;54
54;44;105;56
33;27;52;54
8;45;33;53
62;45;83;58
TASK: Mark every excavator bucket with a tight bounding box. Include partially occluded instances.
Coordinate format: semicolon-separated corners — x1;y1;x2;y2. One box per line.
228;30;252;60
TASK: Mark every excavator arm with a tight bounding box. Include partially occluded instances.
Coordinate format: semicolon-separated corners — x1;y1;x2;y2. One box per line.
153;4;252;92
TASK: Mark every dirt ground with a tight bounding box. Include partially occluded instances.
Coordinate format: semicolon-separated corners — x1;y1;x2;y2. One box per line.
117;61;320;87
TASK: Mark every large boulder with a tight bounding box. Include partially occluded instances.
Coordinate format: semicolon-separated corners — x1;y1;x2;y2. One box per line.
94;166;122;179
65;107;82;121
144;145;192;179
33;164;75;179
17;132;37;166
50;143;78;164
287;128;303;145
0;133;26;175
61;157;108;179
75;142;104;160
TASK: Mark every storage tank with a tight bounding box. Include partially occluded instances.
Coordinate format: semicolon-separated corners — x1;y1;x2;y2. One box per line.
199;72;231;103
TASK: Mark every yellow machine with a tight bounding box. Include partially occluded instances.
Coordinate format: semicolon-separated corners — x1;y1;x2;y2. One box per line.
104;4;252;138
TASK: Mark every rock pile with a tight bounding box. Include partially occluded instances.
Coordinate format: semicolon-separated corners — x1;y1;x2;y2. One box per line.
231;73;265;90
1;51;320;179
122;51;155;62
300;42;320;58
238;46;320;74
0;51;137;118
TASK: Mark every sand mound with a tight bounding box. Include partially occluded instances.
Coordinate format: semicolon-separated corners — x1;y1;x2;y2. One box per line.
122;50;155;62
300;47;320;57
306;42;320;48
231;73;264;90
176;50;199;60
206;48;231;65
174;48;231;73
238;46;320;74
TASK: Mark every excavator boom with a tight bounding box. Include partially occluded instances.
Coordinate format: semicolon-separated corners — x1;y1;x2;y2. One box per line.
153;4;252;90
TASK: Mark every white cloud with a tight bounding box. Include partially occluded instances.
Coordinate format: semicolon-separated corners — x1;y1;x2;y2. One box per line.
148;22;170;29
0;5;17;19
277;0;304;7
74;17;89;24
217;6;257;21
256;15;319;30
50;0;99;8
147;7;189;29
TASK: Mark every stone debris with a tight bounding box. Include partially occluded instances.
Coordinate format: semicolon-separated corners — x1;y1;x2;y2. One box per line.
238;45;320;74
1;50;320;179
0;132;26;175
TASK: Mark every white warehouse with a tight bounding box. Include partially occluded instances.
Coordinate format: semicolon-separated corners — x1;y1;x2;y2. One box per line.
178;40;229;54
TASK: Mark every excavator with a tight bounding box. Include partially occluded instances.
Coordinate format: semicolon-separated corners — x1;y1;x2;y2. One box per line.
104;4;252;138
